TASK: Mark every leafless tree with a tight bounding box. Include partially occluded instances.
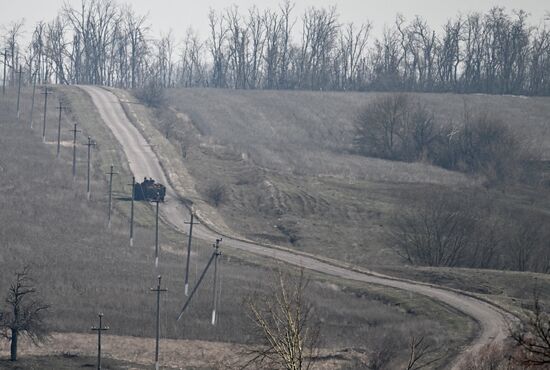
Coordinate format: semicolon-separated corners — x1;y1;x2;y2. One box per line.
405;335;441;370
511;291;550;367
389;192;475;267
243;269;319;370
2;19;25;86
0;266;49;361
355;94;410;159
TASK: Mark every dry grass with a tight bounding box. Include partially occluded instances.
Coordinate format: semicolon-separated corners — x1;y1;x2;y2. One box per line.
0;87;474;368
141;88;550;269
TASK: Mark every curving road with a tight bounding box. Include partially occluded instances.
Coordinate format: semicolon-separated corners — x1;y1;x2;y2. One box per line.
79;85;512;369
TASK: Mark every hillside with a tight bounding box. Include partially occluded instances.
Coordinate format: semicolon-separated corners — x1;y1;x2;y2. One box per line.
143;88;550;268
0;87;480;368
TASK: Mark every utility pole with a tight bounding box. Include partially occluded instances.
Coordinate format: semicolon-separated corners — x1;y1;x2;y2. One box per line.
56;102;66;157
150;275;167;370
106;165;118;228
85;137;96;200
30;67;38;128
128;176;135;246
177;238;222;323
2;49;8;96
184;212;200;296
91;313;109;370
41;87;51;142
211;238;222;325
15;65;23;120
151;194;161;268
69;123;81;178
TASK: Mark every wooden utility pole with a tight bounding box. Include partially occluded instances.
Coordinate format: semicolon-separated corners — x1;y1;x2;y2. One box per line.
41;87;51;142
56;103;66;157
106;165;118;228
2;49;8;96
85;137;96;200
151;195;161;268
69;123;81;178
30;67;38;128
128;176;135;246
184;213;199;296
15;65;23;120
150;275;167;370
211;238;222;325
91;313;109;370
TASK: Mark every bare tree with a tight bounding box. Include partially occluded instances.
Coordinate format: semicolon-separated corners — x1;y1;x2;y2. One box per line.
405;335;441;370
389;192;475;267
0;266;49;361
355;94;410;159
244;269;319;370
511;291;550;367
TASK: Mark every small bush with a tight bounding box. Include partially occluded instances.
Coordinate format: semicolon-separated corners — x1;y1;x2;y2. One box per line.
205;182;226;207
134;80;166;108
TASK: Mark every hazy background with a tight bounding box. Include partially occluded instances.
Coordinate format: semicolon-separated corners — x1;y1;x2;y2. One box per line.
1;0;548;42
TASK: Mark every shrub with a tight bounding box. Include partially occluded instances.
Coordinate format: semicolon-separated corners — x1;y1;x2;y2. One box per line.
134;80;166;108
356;94;527;185
205;182;226;207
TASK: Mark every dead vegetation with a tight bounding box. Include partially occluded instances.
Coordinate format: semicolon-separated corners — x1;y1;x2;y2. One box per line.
148;88;550;275
0;87;468;367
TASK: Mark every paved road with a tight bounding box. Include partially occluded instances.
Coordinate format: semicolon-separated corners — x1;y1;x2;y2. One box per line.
80;85;512;369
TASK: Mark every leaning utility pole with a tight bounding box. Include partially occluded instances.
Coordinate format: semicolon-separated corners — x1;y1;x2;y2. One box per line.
151;194;161;268
128;176;135;246
91;313;109;370
150;275;167;370
106;165;118;228
41;87;51;142
69;123;81;178
85;137;96;200
15;65;23;120
184;212;200;296
177;238;222;323
56;102;66;157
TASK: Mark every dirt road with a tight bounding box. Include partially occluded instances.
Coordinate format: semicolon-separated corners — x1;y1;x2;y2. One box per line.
79;85;512;369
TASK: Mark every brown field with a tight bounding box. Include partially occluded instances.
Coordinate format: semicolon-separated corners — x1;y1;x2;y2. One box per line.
0;87;478;368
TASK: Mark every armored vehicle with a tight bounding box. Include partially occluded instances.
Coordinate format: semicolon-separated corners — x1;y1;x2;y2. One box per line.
134;177;166;201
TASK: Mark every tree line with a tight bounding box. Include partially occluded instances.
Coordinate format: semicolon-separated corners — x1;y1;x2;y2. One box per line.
2;0;550;95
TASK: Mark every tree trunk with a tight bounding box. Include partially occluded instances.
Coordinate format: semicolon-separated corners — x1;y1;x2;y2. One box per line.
10;329;18;361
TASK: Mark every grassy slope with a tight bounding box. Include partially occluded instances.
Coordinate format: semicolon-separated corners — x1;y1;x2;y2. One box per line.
0;87;476;368
127;87;550;312
157;88;550;267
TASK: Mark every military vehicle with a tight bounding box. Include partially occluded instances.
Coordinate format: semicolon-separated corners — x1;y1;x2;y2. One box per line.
133;177;166;201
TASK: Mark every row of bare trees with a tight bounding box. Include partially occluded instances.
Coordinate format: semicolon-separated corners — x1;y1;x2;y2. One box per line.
389;190;550;273
2;1;550;95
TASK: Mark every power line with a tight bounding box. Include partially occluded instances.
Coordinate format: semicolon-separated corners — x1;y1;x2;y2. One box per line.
106;165;118;228
56;102;67;158
150;275;167;370
151;194;161;268
68;123;81;179
90;313;109;370
128;176;135;246
184;212;200;296
85;137;96;200
15;65;23;120
177;238;222;323
41;86;51;142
